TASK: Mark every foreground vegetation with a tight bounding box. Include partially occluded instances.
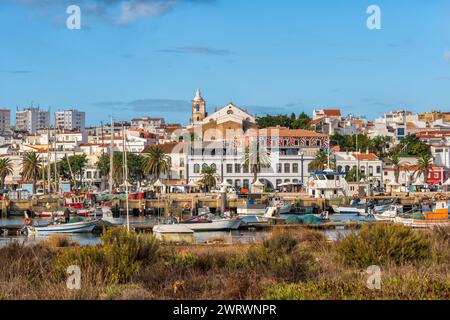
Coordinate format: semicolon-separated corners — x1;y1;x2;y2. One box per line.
1;224;450;300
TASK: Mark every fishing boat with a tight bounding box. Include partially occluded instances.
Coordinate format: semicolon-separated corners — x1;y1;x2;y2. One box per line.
236;202;267;215
180;214;242;231
395;200;450;228
269;196;292;214
332;197;372;215
75;208;98;217
65;194;86;209
35;210;65;218
331;205;366;215
373;205;402;222
26;219;98;234
99;207;124;225
237;197;291;216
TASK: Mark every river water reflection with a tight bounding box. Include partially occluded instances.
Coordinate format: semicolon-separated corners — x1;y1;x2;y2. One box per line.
0;213;373;247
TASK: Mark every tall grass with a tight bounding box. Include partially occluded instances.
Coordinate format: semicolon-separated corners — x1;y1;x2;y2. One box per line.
0;224;449;300
335;223;432;267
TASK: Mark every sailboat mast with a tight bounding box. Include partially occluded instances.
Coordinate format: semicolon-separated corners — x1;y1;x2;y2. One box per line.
47;127;51;193
109;117;114;193
123;124;130;232
53;128;58;193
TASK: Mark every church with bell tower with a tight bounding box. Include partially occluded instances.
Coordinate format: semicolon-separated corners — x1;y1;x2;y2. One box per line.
191;89;207;125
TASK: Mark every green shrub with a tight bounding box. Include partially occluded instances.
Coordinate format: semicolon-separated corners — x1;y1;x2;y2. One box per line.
262;275;450;300
335;223;432;267
262;231;299;255
54;228;160;284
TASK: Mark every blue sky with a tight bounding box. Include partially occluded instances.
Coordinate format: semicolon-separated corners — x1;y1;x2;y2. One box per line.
1;0;449;126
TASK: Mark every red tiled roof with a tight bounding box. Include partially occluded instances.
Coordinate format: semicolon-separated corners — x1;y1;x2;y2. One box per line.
310;116;326;125
323;109;341;117
352;153;379;160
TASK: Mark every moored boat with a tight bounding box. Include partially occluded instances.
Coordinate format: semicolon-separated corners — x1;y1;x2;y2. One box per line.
99;207;124;225
180;215;242;231
395;200;449;228
26;219;98;234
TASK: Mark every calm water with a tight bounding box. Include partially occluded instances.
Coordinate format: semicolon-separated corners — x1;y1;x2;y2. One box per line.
0;213;370;247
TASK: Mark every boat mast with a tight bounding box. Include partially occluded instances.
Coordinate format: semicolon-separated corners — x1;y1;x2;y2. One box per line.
47;127;51;193
53;127;58;194
109;117;114;193
123;124;130;232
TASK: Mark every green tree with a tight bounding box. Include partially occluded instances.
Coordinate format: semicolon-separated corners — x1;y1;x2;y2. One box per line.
59;155;87;189
415;153;433;183
127;153;145;185
292;112;312;130
21;151;42;192
308;150;328;172
394;134;431;157
143;146;171;181
242;140;271;183
201;165;218;192
0;158;13;189
97;154;110;191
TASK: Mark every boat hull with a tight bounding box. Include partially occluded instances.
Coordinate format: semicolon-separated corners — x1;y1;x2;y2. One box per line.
181;219;241;231
27;220;98;234
332;205;366;214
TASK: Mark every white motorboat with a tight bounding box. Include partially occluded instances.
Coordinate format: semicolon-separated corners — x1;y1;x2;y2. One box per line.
269;196;292;214
26;219;98;234
373;205;402;222
332;205;366;215
98;207;124;225
153;224;194;234
180;215;242;231
236;203;267;216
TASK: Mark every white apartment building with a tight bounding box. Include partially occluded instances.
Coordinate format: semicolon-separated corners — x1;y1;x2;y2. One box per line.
334;152;384;187
15;107;50;134
432;145;450;169
55;109;86;131
0;109;11;132
130;117;165;129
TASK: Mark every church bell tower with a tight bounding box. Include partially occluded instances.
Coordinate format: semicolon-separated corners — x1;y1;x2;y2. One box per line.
192;89;206;124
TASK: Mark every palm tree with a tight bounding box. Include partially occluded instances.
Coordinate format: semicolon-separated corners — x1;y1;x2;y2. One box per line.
415;153;433;183
345;167;366;183
242;140;271;183
0;158;13;189
21;151;42;192
389;153;401;183
143;146;171;181
201;165;218;192
308;150;328;172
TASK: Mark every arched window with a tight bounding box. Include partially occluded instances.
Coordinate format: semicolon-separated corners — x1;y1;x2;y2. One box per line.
337;165;343;172
194;164;200;173
210;163;217;170
345;165;350;172
202;163;208;170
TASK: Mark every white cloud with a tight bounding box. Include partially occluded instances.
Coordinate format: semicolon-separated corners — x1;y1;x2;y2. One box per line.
117;0;175;24
445;51;450;62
